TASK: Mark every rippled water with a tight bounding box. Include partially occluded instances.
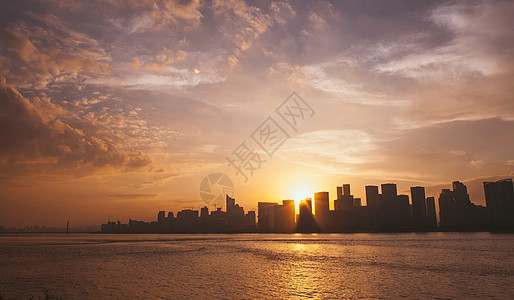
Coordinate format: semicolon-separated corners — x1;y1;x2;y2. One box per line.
0;233;513;299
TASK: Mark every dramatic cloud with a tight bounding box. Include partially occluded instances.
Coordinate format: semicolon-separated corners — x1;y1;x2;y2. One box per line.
0;26;111;89
0;78;151;175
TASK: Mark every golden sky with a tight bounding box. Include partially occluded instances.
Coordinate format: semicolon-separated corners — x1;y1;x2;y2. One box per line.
1;0;513;227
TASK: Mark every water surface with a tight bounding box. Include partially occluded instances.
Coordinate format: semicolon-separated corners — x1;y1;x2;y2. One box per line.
0;233;513;299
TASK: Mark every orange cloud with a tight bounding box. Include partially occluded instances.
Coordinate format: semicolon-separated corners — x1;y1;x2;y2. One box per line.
0;78;151;175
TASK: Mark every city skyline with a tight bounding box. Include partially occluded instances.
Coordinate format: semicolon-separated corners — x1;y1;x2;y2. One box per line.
1;0;514;228
99;178;513;234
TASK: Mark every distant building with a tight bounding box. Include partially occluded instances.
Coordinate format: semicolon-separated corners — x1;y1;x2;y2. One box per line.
297;198;317;232
157;211;165;223
381;183;398;227
365;185;380;227
258;202;278;232
274;200;296;233
334;184;353;211
438;181;487;228
411;186;427;228
200;206;209;218
484;179;514;228
426;197;437;228
397;194;411;227
245;211;256;226
314;191;330;231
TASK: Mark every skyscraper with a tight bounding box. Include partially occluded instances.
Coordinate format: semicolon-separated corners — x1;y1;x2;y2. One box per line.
411;186;427;228
438;181;486;228
337;186;342;201
157;211;165;224
397;194;411;227
297;198;317;232
381;183;398;227
314;191;329;216
366;185;380;227
426;197;437;228
258;202;278;232
274;200;296;233
226;195;236;213
334;184;354;211
200;206;209;218
484;179;514;228
343;184;351;198
314;191;330;231
438;189;455;227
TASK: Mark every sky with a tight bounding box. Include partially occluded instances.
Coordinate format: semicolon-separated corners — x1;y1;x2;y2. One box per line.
1;0;513;227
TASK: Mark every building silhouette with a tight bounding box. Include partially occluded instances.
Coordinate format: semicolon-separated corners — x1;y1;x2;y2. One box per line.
484;179;514;228
426;197;437;228
366;185;380;227
411;186;427;228
102;178;513;234
102;195;256;233
257;202;278;232
438;181;488;229
295;198;315;232
314;191;330;231
380;183;398;227
274;200;296;233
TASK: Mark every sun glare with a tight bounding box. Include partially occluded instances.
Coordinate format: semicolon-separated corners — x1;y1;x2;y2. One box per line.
292;189;312;210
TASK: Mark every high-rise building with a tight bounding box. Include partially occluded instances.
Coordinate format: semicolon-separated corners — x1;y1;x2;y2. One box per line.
314;192;329;216
274;200;296;233
411;186;427;227
314;191;330;230
226;195;236;213
300;198;312;214
381;183;398;226
397;194;411;227
258;202;278;232
343;184;351;198
438;189;455;227
366;185;380;227
484;179;514;228
334;184;353;211
438;181;486;228
245;211;256;226
200;206;209;218
297;198;317;232
157;211;165;224
426;197;437;228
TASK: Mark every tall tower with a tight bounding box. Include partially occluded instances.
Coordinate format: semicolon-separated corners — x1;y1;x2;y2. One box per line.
484;179;514;228
314;191;330;231
411;186;427;228
226;195;235;214
381;183;398;226
314;191;329;216
366;185;380;227
297;198;316;232
426;197;437;228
